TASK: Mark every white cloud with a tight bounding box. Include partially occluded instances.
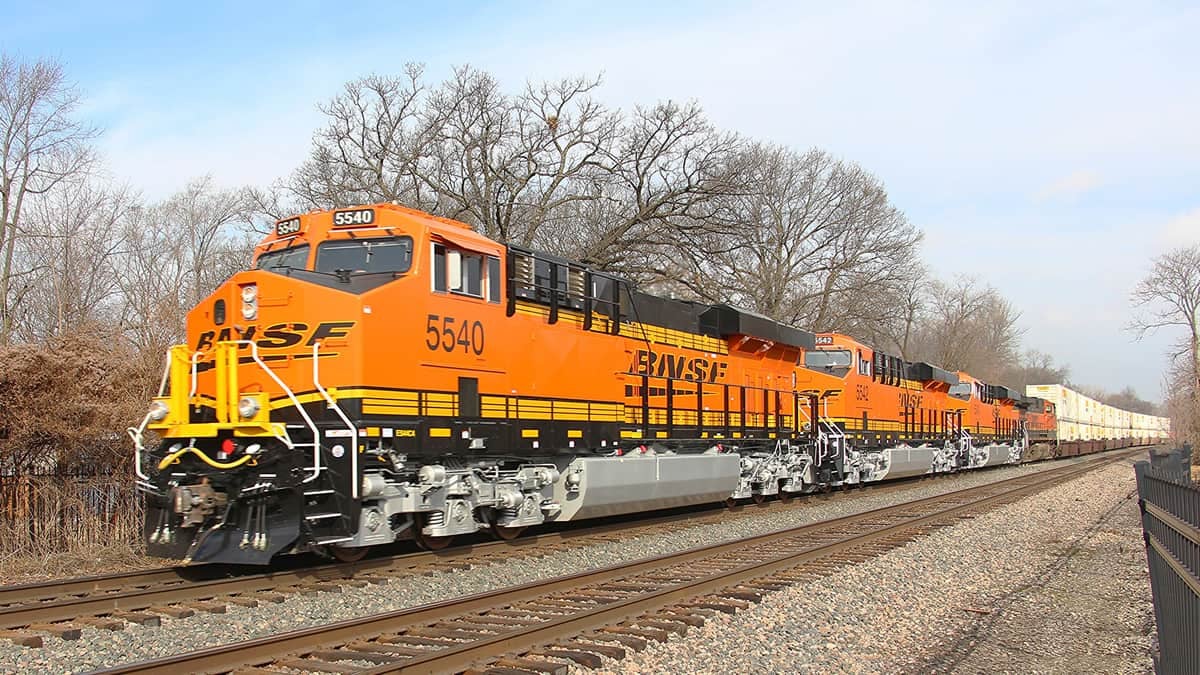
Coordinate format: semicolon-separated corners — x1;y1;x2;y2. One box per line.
1034;170;1103;201
1160;207;1200;249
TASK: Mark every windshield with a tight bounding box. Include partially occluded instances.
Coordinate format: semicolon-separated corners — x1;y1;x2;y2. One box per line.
316;236;413;274
948;383;972;400
256;245;310;272
804;350;852;369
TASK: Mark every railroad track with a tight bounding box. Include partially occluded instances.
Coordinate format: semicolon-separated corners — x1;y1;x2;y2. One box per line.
0;462;947;646
92;448;1140;675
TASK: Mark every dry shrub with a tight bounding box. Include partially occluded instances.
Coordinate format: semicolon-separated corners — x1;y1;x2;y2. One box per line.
0;331;159;473
0;332;165;581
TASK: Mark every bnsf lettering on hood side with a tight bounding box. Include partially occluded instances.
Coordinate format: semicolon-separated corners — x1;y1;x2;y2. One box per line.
194;321;356;351
630;349;728;383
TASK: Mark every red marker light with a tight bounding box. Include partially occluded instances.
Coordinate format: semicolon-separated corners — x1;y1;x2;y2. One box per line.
221;438;236;456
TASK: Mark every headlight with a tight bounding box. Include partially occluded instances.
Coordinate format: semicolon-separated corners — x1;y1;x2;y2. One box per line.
148;400;170;422
238;396;260;420
241;284;258;320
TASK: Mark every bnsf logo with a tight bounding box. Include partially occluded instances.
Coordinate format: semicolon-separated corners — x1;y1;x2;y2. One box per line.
629;349;728;383
194;321;355;351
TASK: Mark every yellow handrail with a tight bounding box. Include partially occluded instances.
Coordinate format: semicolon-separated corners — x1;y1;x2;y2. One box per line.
157;446;255;471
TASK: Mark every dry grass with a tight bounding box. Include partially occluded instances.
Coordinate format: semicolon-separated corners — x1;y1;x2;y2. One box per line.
0;474;170;585
0;536;170;586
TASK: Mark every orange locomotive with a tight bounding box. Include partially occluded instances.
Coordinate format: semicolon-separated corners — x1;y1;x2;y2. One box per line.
132;203;1097;564
797;334;1030;481
134;203;849;563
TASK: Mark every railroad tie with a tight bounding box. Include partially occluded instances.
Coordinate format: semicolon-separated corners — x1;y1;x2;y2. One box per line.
376;634;460;648
636;618;689;636
677;598;747;612
148;605;195;618
590;630;648;651
465;615;544;627
656;610;706;627
251;591;288;604
492;657;570;674
602;624;670;643
344;640;428;657
73;616;126;631
24;623;82;640
297;582;343;595
667;605;722;619
274;657;362;674
222;596;260;608
407;626;485;641
719;589;764;603
186;600;228;614
436;619;502;633
354;574;392;584
307;649;400;665
557;640;626;659
486;609;564;620
0;629;43;648
109;611;161;627
527;648;604;668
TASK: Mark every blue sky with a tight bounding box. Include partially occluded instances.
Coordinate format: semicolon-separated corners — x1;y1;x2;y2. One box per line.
3;1;1198;401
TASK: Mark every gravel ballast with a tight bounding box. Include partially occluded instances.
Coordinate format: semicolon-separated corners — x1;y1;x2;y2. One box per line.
0;455;1147;673
581;457;1155;674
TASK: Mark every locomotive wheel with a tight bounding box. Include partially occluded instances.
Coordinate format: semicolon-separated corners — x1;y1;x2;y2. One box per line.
724;497;738;508
489;522;526;541
777;483;793;503
413;514;454;551
329;545;370;563
486;509;527;541
752;492;767;505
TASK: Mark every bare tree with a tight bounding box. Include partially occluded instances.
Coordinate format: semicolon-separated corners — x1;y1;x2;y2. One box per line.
11;177;135;342
911;276;1023;381
290;65;435;209
1000;349;1071;390
422;67;619;246
1130;243;1200;442
659;145;921;343
0;53;98;344
116;177;255;355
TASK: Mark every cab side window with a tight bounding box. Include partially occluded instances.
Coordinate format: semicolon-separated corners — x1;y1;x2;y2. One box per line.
857;351;872;376
431;243;500;303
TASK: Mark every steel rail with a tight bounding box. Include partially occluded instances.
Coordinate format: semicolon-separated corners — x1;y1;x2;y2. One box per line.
93;448;1140;675
0;452;967;628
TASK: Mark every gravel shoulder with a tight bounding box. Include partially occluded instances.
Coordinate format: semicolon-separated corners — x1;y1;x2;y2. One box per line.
581;457;1155;675
0;456;1141;674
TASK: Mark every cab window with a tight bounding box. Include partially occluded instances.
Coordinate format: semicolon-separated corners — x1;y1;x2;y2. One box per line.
256;244;310;272
948;383;972;400
804;350;852;369
316;236;413;274
858;351;872;376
